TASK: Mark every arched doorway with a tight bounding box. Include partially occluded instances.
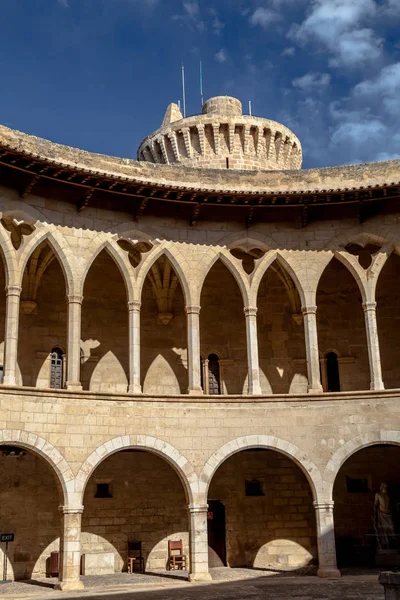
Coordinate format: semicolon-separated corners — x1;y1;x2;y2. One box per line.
376;252;400;389
207;448;317;570
81;449;189;574
0;445;63;581
200;261;246;394
317;258;369;391
141;255;187;394
257;260;307;394
81;250;128;392
333;444;400;567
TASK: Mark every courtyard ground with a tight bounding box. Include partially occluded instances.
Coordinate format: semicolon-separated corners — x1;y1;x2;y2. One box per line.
0;568;384;600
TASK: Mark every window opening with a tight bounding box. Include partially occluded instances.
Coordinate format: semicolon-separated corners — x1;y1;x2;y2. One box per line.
346;476;371;494
326;351;340;392
245;478;265;497
0;365;3;384
50;347;63;389
95;482;113;498
208;354;220;394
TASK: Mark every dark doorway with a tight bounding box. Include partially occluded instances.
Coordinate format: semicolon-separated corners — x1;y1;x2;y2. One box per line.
207;500;226;566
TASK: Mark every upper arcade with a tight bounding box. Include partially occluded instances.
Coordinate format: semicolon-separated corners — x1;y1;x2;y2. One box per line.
137;95;303;171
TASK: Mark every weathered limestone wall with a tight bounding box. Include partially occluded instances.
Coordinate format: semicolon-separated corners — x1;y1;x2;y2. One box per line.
0;452;59;579
81;451;188;571
208;450;317;568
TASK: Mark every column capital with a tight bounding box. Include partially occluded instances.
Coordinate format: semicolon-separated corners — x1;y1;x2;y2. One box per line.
301;305;317;316
67;294;83;305
6;285;22;297
185;305;201;315
58;505;84;515
188;504;208;514
244;306;258;317
128;300;141;312
362;301;377;311
313;500;334;510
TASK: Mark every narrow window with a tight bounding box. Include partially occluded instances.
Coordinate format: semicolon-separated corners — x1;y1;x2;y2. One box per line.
208;354;221;394
0;365;3;384
50;347;64;389
95;482;113;498
226;157;229;169
245;478;264;497
326;352;340;392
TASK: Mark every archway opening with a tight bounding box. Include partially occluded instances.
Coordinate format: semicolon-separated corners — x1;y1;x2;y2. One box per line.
333;444;400;568
18;241;67;387
207;449;317;571
141;255;187;394
376;252;400;389
317;258;369;391
257;260;307;394
0;445;62;581
81;449;189;575
81;249;128;392
200;260;246;394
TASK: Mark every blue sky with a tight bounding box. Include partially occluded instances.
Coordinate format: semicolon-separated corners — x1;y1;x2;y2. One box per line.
1;0;400;168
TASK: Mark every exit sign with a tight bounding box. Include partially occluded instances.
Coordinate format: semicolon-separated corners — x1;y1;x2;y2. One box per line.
0;534;14;543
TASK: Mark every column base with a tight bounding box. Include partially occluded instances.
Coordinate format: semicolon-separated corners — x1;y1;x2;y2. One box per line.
54;579;84;591
370;381;384;391
317;567;341;579
65;382;83;391
308;385;323;394
189;571;212;582
248;385;262;395
2;376;17;386
128;384;142;393
188;388;204;395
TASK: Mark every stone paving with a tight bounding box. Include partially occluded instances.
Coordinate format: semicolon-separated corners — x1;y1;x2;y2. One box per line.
0;568;385;600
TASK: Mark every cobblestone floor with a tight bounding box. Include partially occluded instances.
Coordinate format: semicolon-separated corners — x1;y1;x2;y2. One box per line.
0;568;384;600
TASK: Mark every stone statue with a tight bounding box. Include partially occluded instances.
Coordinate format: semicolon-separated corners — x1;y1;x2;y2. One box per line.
374;482;396;551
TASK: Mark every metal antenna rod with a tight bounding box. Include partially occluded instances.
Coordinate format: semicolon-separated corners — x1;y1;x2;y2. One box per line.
249;100;252;116
182;62;187;118
200;61;204;109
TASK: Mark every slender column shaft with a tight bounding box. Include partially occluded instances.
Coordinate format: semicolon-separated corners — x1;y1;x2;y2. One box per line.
128;301;142;393
55;506;84;591
3;285;22;386
187;504;212;582
314;501;341;578
66;295;83;391
186;305;203;394
244;307;261;394
363;301;384;391
302;305;323;393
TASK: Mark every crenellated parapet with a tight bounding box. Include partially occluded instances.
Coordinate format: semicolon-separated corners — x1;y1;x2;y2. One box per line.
137;96;302;171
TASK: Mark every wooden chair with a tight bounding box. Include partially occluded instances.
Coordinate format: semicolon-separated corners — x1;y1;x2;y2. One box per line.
167;539;187;570
127;541;144;574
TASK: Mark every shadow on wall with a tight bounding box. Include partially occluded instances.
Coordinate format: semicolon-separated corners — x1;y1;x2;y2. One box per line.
81;450;189;573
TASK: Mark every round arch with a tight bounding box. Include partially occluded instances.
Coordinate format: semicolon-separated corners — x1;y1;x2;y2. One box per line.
74;435;197;505
200;435;323;502
322;431;400;500
0;429;74;505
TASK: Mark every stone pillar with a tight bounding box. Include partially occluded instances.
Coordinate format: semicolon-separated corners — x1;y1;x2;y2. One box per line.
363;301;384;391
66;295;83;391
55;506;84;591
314;501;341;579
202;358;209;394
244;307;262;395
302;305;323;393
185;305;203;394
3;285;21;386
128;301;142;393
379;571;400;599
187;504;212;582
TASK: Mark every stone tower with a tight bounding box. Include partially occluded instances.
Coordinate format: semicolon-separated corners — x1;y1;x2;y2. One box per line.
137;95;302;171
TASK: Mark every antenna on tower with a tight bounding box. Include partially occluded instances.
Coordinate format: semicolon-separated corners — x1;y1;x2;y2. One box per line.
200;61;204;109
249;100;252;116
181;62;187;118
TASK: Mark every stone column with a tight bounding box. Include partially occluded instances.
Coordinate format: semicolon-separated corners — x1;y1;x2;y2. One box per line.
202;358;209;394
55;506;84;591
3;285;22;386
187;504;212;582
363;301;384;391
185;305;203;394
244;307;262;395
314;501;341;579
128;301;142;393
302;305;323;393
66;295;83;391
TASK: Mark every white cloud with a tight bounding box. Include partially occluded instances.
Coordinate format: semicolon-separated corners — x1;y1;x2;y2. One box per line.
57;0;69;6
288;0;383;67
215;48;228;63
353;62;400;115
281;46;296;57
293;71;331;91
183;1;199;18
172;1;206;32
249;7;280;29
